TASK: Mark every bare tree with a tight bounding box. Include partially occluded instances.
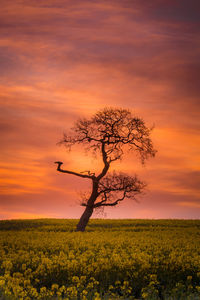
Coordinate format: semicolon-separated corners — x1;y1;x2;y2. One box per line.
55;107;156;231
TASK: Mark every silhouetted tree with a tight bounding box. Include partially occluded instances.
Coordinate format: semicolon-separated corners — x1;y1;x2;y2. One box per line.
55;107;156;231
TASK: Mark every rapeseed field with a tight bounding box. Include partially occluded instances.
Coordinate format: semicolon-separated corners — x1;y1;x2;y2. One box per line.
0;219;199;299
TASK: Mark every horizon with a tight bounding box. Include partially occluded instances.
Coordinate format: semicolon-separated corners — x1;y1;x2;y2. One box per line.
1;217;200;221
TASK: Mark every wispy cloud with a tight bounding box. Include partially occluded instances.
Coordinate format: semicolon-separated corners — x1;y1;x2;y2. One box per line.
177;201;200;209
0;0;199;218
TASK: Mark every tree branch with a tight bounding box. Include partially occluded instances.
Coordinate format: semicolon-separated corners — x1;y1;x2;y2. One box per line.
94;191;126;207
54;162;95;179
96;143;110;180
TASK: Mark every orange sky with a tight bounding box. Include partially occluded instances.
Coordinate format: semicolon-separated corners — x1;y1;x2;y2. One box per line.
0;0;200;219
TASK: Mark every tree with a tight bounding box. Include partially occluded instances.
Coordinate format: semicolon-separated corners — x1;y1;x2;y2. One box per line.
55;107;156;231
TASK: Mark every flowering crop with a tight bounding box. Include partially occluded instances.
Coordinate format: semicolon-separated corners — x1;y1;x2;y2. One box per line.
0;219;199;299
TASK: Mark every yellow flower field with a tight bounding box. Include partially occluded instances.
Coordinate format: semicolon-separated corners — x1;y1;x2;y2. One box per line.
0;219;200;299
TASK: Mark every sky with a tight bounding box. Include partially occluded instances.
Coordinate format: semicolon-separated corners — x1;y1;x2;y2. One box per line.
0;0;200;219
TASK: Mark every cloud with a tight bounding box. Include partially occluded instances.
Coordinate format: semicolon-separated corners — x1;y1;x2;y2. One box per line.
0;0;199;219
177;201;200;208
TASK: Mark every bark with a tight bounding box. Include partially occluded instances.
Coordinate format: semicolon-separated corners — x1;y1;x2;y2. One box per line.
76;180;99;231
76;205;94;232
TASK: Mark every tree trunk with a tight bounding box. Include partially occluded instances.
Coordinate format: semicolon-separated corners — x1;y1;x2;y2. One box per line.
76;179;98;232
76;205;94;232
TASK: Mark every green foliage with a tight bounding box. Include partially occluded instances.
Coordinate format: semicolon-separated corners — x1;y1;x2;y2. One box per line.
0;219;200;299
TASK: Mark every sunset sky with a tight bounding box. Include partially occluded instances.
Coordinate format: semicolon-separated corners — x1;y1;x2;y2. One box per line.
0;0;200;219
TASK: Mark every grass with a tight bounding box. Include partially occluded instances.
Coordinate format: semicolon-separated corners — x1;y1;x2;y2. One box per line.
0;219;200;299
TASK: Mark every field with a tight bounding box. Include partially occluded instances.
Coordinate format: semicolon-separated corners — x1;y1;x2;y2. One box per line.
0;219;200;299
